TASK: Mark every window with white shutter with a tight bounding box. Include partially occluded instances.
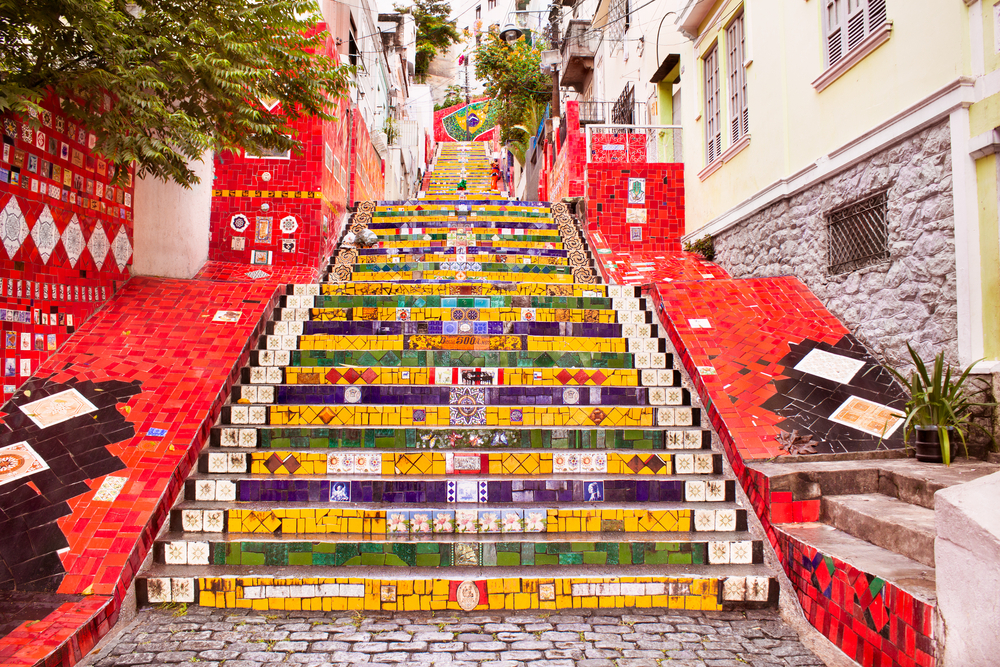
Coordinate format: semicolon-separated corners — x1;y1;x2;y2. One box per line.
824;0;888;68
704;45;721;164
727;12;748;144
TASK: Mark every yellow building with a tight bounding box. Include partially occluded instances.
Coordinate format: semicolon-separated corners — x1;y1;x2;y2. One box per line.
677;0;1000;373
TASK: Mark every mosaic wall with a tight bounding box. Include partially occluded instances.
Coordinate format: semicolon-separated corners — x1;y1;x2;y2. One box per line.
776;530;934;667
433;98;497;143
591;132;648;162
209;29;379;272
0;95;134;397
646;276;922;667
349;111;385;206
585;163;684;253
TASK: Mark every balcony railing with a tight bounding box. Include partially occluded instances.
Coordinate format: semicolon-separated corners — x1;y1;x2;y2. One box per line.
577;101;649;126
584;125;683;163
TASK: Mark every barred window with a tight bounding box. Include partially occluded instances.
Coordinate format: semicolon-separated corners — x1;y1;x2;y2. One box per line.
827;190;889;274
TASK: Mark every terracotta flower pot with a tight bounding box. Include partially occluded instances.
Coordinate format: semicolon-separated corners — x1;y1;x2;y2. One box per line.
913;426;957;463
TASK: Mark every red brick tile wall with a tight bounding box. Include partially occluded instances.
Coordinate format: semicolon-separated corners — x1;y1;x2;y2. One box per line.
585;163;684;253
350;111;385;206
0;95;134;398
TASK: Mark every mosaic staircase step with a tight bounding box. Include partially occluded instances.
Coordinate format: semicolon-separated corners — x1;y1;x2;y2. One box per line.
262;333;661;355
150;534;766;569
307;282;625;297
138;142;778;612
281;293;626;311
198;449;724;477
169;505;747;536
250;366;683;389
182;476;737;504
248;349;646;371
213;426;711;451
139;573;775;610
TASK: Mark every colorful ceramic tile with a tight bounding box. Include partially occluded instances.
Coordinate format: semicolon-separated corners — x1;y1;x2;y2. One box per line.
18;388;98;429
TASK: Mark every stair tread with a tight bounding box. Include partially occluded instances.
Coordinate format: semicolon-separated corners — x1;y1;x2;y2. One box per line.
156;530;754;543
141;563;774;578
822;493;936;566
778;521;936;604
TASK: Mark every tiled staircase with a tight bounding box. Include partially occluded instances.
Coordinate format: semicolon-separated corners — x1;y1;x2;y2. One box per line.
137;142;777;613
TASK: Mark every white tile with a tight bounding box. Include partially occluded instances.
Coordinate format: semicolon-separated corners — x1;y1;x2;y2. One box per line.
266;367;284;384
207;453;228;473
181;510;203;532
730;541;753;564
706;481;726;502
204;510;225;532
793;348;865;384
257;386;274;403
240;386;258;402
674;454;694;474
694;510;715;532
657;407;674;426
146;578;171;603
187;541;210;565
715;509;737;531
216;480;236;502
239;429;258;448
228;453;247;473
746;576;770;602
242;586;264;599
171;578;195;603
722;577;746;601
194;480;216;501
164;542;187;565
229;406;249;425
685;481;705;501
708;541;730;564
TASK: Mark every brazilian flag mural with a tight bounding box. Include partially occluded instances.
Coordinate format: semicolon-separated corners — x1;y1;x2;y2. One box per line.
439;98;499;142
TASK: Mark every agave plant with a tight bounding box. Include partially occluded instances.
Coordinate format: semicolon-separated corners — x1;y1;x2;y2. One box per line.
886;343;996;465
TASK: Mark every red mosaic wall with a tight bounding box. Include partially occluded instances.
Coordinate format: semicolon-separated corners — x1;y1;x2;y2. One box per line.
0;95;134;399
646;276;928;667
0;277;280;666
210;29;360;272
349;111;385;206
547;102;585;202
591;132;647;162
585;163;684;253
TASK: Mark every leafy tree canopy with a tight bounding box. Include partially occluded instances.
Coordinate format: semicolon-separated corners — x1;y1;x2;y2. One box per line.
473;33;550;143
395;0;461;80
0;0;352;186
434;84;464;111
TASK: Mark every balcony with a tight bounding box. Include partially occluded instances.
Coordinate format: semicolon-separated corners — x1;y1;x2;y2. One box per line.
560;20;600;93
577;101;650;126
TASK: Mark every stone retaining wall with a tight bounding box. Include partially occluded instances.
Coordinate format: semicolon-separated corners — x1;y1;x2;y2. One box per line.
714;120;957;371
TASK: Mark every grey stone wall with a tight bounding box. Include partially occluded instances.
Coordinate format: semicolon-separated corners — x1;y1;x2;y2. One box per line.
714;120;957;372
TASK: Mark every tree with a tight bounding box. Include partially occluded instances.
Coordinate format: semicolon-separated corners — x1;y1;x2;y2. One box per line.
473;33;551;143
434;84;464;111
0;0;352;186
396;0;461;81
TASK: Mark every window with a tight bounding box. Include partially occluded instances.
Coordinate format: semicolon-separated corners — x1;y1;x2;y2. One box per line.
704;45;721;163
608;0;630;45
727;12;748;144
827;190;889;274
488;0;496;9
824;0;887;67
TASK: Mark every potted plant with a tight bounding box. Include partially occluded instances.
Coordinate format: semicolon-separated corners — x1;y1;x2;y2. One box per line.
887;343;996;465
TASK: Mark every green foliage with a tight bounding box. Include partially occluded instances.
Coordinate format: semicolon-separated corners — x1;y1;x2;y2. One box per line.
383;117;399;145
886;343;997;465
0;0;351;187
506;99;546;165
397;0;461;80
435;84;465;111
683;235;715;261
473;33;551;143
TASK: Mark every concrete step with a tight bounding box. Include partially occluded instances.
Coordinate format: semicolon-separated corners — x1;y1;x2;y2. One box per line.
821;493;936;567
778;521;936;605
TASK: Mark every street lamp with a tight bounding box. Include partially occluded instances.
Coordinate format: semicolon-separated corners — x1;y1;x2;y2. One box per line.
499;23;523;43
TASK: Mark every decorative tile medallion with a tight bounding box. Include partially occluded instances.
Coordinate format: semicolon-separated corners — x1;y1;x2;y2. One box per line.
793;348;866;384
19;388;98;429
0;441;49;487
829;396;903;437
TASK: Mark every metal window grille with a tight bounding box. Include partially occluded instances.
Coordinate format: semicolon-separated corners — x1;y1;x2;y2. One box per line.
612;83;635;125
608;0;628;44
827;190;890;274
704;45;721;163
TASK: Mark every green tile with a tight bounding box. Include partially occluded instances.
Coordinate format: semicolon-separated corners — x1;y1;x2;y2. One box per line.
558;552;583;565
496;552;521;567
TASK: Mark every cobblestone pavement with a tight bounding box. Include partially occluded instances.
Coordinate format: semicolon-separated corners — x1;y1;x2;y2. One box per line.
84;605;829;667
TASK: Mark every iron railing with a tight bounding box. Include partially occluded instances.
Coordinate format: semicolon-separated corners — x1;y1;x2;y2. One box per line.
827;190;890;274
584;124;683;163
